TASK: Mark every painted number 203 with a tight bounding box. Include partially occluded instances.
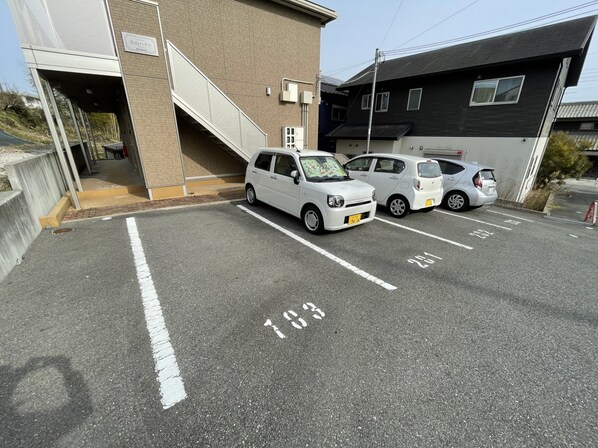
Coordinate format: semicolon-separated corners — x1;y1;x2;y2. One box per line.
264;302;325;339
407;252;442;269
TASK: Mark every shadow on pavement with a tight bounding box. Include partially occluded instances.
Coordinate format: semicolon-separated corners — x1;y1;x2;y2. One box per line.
0;356;93;447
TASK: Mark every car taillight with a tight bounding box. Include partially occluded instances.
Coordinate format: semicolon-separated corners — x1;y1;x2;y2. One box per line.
414;179;421;190
473;173;482;189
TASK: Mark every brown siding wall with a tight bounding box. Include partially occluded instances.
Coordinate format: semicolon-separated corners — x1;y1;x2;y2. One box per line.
160;0;322;149
107;0;185;189
177;117;245;178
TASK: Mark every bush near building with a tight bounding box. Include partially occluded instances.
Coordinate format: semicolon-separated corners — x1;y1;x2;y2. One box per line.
535;131;592;188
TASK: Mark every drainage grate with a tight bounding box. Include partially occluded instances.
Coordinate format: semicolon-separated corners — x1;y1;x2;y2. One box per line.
52;227;74;234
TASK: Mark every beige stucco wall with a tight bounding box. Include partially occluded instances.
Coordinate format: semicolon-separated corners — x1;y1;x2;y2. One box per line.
107;0;185;190
177;117;245;178
160;0;322;149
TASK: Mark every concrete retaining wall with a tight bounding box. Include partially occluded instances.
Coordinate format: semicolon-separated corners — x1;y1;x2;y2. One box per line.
0;191;40;282
0;151;66;283
5;151;65;223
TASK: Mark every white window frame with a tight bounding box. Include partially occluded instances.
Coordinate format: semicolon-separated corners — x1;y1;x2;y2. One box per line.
407;88;422;111
375;92;389;112
361;94;372;110
470;75;525;106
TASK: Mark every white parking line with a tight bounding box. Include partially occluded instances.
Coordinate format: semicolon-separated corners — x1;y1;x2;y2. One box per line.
433;209;512;230
126;217;187;410
237;205;397;291
375;217;473;250
487;209;535;222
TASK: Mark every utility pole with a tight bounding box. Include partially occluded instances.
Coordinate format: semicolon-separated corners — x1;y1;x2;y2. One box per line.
366;48;380;154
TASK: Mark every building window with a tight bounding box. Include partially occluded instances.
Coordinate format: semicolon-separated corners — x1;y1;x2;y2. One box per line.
375;92;389;112
407;88;422;111
470;76;524;106
361;94;371;110
331;105;347;121
580;122;595;131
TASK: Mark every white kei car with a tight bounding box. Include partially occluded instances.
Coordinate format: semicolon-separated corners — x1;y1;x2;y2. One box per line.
245;148;377;234
344;154;443;218
432;158;498;211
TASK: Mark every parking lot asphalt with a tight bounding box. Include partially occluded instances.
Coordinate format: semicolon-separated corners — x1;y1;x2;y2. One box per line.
1;201;597;447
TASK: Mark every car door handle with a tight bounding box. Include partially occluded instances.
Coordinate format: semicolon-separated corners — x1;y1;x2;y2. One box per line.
359;173;368;177
270;175;277;180
389;176;399;180
448;177;456;180
252;170;257;174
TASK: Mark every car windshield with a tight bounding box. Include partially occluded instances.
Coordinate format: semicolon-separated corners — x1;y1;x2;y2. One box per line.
300;156;350;182
417;162;442;178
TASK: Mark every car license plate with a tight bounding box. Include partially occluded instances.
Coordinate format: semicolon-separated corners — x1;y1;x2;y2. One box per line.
425;199;433;207
348;214;361;225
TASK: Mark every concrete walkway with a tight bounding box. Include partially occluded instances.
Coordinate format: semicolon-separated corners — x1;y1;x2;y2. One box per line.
63;187;244;222
549;178;598;223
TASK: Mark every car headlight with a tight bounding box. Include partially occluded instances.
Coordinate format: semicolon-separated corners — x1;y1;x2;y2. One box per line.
327;194;344;208
372;190;376;201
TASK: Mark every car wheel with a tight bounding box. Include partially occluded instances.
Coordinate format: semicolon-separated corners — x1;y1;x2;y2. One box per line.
246;184;258;205
445;191;469;211
302;205;324;234
388;195;410;218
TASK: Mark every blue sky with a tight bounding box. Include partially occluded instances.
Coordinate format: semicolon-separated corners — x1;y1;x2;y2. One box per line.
1;0;597;102
319;0;598;102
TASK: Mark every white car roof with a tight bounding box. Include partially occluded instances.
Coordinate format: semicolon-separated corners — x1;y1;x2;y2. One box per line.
353;153;439;163
432;157;494;170
256;147;334;157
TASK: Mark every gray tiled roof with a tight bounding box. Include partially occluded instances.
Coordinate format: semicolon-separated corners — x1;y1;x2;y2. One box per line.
340;15;597;89
568;131;598;151
557;102;598;119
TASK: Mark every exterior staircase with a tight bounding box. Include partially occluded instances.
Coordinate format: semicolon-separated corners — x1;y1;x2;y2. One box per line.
167;41;267;162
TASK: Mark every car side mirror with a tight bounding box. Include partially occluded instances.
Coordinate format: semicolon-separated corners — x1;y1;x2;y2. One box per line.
290;170;300;185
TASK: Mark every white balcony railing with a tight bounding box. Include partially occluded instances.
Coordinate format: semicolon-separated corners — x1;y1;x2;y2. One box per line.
167;41;267;161
7;0;115;57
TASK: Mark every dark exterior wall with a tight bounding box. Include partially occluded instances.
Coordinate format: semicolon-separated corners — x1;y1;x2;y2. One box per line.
344;60;561;138
318;90;347;152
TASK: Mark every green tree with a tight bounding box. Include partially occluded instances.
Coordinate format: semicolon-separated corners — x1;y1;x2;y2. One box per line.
535;131;592;187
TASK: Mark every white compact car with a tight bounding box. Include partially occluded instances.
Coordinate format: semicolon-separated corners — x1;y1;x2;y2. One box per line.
344;154;443;218
245;148;377;234
432;158;498;211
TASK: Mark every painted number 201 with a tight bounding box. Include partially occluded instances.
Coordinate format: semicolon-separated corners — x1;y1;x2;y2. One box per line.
407;252;442;269
264;302;325;339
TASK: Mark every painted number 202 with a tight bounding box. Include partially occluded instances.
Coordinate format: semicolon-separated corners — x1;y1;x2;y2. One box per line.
264;302;325;339
470;229;494;239
407;252;442;269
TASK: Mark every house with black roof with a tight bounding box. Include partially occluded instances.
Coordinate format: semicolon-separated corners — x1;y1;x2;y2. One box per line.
329;16;597;201
318;76;348;152
552;101;598;177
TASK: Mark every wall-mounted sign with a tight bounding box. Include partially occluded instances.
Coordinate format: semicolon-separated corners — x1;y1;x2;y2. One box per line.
122;32;159;57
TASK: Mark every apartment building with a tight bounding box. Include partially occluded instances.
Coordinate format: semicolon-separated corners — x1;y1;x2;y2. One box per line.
7;0;336;202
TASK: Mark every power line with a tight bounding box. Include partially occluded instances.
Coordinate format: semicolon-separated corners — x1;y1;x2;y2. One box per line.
380;0;406;48
387;0;482;52
384;2;598;56
322;1;598;80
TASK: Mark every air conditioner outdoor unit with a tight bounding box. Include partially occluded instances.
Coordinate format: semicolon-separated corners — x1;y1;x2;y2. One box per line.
280;82;298;103
283;126;304;149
